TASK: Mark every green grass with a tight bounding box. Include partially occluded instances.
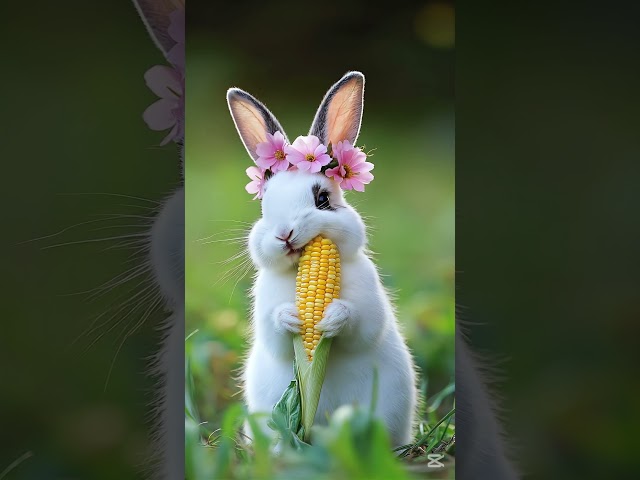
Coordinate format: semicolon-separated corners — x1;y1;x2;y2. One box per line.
185;332;455;480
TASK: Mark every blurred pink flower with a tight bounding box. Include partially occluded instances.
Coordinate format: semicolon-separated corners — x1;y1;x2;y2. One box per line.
255;131;290;172
325;140;374;192
167;9;184;71
245;166;267;199
285;135;331;173
143;65;184;145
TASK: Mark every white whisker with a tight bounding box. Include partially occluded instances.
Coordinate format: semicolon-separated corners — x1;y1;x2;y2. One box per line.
217;250;250;266
196;229;249;243
115;203;160;211
91;224;152;231
16;217;130;245
200;238;248;246
93;213;157;222
103;239;150;252
57;192;160;204
103;295;164;392
207;219;253;225
214;258;252;287
229;263;252;302
81;285;160;353
85;265;152;303
42;233;150;249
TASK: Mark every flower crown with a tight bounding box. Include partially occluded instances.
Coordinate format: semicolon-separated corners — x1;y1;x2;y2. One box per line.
245;132;375;200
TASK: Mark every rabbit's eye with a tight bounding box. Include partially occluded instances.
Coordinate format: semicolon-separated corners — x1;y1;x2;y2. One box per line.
315;191;331;210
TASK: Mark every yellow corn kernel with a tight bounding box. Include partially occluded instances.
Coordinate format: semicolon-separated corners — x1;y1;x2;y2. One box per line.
296;235;341;361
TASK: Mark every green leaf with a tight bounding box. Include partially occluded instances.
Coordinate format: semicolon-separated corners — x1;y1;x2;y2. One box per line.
245;414;271;478
270;381;301;430
269;379;312;450
426;381;455;413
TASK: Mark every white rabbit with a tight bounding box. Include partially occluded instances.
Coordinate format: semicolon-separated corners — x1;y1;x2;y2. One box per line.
227;72;418;448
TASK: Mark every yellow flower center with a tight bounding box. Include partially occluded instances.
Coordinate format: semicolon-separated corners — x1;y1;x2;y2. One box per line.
275;149;286;160
343;165;353;178
305;153;316;162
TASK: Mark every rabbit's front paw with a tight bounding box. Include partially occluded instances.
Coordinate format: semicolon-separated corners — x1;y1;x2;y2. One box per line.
273;302;302;334
316;300;350;338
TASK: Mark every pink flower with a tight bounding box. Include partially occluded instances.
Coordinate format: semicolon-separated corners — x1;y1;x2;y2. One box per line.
325;140;374;192
255;131;290;172
143;65;184;145
284;135;332;173
245;166;266;199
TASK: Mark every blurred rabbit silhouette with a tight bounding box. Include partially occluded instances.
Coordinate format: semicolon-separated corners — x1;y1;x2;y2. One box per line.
132;1;184;478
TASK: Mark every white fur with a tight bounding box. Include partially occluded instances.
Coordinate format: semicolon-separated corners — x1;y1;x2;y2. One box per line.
456;329;520;478
147;186;185;480
243;170;418;447
149;187;185;310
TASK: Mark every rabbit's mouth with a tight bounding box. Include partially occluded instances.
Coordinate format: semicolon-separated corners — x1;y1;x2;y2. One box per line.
285;244;303;257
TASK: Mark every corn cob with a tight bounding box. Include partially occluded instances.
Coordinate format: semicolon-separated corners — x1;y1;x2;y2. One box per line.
295;235;341;361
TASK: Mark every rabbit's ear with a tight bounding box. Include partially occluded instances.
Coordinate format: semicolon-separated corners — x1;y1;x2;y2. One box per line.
309;71;365;146
133;0;183;58
227;88;289;161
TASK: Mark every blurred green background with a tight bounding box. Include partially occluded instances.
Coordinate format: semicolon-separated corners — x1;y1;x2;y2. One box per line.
3;1;179;478
185;0;455;442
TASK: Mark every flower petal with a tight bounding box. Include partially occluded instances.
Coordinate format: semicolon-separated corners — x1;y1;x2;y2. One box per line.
160;123;179;146
356;161;374;172
304;135;321;151
245;180;259;195
325;166;339;178
272;131;286;147
284;145;306;164
357;171;374;183
256;156;276;169
308;161;322;173
313;143;327;156
143;99;178;130
350;178;366;192
246;165;260;178
271;159;290;172
315;152;332;166
144;65;182;98
325;167;344;183
290;137;308;153
256;142;275;156
350;151;368;167
296;160;311;171
341;178;354;190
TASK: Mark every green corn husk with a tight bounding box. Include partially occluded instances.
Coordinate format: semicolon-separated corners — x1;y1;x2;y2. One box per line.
270;336;333;445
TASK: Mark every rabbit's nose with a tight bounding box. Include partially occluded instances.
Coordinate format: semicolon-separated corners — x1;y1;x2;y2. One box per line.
275;229;294;242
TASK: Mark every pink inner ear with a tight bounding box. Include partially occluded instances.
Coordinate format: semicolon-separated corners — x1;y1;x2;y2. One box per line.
326;77;363;146
230;98;268;158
